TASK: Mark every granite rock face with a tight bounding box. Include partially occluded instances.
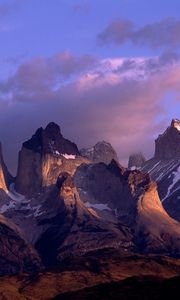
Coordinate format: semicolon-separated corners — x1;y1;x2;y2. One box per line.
80;141;119;165
128;152;146;169
0;120;179;276
15;123;88;197
141;119;180;221
75;160;180;255
23;122;79;156
35;172;133;266
155;119;180;159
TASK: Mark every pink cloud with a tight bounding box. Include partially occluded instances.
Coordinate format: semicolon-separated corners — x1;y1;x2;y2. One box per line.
0;52;180;173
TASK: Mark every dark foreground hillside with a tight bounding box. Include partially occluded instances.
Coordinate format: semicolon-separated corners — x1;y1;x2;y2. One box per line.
0;248;180;299
53;276;180;300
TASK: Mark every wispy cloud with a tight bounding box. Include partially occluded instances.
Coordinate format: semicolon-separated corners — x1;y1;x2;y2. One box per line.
98;17;180;50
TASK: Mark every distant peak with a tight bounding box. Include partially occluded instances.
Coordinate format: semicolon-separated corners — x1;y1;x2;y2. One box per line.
95;141;111;147
128;152;146;169
80;140;119;164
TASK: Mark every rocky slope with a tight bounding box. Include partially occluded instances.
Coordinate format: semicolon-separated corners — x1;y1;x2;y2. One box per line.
2;171;132;266
35;173;133;266
141;119;180;221
0;214;41;275
0;120;179;290
74;160;180;255
0;249;179;299
53;275;180;300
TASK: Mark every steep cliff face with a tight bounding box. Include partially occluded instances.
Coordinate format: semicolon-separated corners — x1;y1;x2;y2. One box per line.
155;119;180;159
35;172;133;266
135;182;180;254
74;160;180;255
15;123;88;197
141;119;180;221
74;160;149;226
0;120;179;274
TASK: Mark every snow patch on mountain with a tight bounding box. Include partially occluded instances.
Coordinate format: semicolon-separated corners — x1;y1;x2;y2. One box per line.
33;205;45;217
0;183;46;219
55;150;60;155
174;119;180;131
85;201;112;211
62;154;76;159
162;166;180;202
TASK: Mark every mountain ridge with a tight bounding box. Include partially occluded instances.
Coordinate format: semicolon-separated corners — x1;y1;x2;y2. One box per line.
0;119;179;284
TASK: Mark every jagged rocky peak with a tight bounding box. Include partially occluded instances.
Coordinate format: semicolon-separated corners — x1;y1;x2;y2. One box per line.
23;122;79;156
15;123;88;197
80;141;119;164
128;152;146;169
155;118;180;159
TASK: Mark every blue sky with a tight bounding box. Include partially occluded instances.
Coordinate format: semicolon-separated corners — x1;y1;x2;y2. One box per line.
0;0;180;172
1;0;180;59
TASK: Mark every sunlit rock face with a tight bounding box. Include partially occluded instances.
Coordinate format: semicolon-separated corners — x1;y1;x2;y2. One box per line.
0;119;179;273
135;181;180;254
35;172;133;266
74;160;180;255
0;143;9;192
80;141;119;165
15;122;88;197
141;119;180;221
155;119;180;159
128;152;146;169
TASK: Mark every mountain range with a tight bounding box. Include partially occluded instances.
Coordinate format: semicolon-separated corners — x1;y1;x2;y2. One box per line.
0;119;179;299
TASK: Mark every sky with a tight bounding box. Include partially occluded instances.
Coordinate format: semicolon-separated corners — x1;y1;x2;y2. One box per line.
0;0;180;173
